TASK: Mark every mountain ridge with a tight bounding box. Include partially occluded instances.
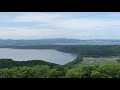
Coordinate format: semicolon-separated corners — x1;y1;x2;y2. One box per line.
0;38;120;45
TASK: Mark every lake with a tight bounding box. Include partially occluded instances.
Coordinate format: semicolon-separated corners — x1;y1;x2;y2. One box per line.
0;48;77;65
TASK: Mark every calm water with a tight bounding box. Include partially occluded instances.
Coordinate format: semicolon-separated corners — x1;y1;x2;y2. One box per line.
0;48;77;65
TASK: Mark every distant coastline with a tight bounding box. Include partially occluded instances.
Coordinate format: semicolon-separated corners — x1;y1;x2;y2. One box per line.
1;38;120;45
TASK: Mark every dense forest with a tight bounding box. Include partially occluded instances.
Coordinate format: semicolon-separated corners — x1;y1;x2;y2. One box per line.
0;64;120;78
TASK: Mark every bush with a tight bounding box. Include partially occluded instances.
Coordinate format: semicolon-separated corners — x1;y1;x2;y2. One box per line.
116;59;120;62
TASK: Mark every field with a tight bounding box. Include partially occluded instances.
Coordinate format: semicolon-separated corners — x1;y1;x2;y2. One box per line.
80;57;120;66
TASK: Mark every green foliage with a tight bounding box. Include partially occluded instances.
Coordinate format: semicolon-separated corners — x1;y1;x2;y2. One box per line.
65;54;83;68
0;65;68;78
0;59;58;69
98;64;120;78
65;67;86;78
91;71;103;78
65;65;97;78
66;64;120;78
29;65;50;78
52;65;68;78
0;64;120;78
116;59;120;62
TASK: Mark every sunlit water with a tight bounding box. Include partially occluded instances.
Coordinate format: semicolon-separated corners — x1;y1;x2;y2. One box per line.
0;48;77;65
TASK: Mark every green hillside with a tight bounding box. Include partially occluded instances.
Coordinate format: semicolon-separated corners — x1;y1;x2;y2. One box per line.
0;59;58;69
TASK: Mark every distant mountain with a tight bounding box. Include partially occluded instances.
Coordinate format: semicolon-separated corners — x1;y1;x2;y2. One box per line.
0;38;80;46
1;38;120;45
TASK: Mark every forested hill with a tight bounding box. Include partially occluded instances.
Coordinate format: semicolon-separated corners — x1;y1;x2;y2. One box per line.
0;59;58;69
0;38;80;45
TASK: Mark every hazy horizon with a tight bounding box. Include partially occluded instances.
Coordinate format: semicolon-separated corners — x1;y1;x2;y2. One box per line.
1;38;120;40
1;12;120;40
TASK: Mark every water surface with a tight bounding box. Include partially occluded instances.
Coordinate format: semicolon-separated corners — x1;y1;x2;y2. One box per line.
0;48;77;65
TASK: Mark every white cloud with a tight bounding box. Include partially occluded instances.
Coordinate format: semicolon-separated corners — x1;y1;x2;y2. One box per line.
13;13;62;23
0;27;69;39
0;27;95;39
51;18;120;30
0;12;120;39
10;12;120;30
107;13;120;17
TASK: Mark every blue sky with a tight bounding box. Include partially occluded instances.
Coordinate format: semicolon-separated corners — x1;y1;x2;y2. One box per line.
0;12;120;39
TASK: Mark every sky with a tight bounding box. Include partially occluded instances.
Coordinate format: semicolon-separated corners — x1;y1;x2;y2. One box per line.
0;12;120;40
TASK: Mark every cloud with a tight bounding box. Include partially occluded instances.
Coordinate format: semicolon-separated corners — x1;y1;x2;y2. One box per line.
51;18;120;30
13;13;62;23
0;26;95;39
107;13;120;17
0;27;70;39
7;12;120;30
0;12;120;39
